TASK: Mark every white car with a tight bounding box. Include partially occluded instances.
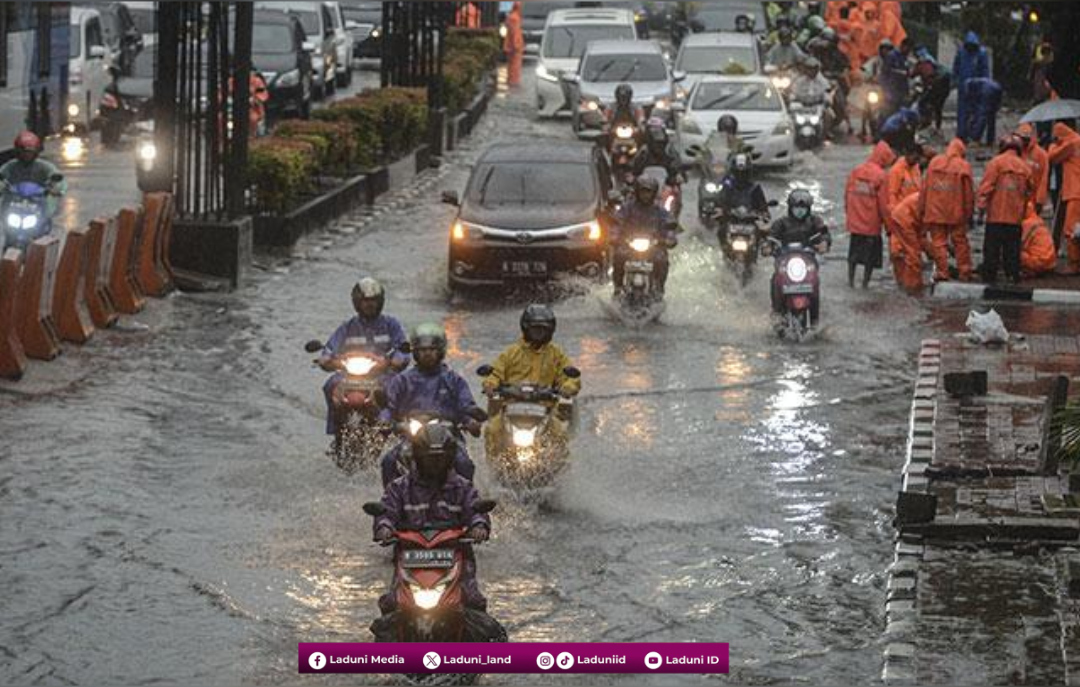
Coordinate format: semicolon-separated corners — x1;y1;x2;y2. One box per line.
69;7;114;135
675;75;794;169
325;1;354;88
673;32;761;96
535;7;636;119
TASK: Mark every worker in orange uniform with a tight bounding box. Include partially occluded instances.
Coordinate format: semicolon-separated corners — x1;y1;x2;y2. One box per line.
1021;202;1058;277
455;2;481;28
918;138;975;282
845;140;896;288
504;1;524;88
856;2;883;69
887;191;926;294
887;143;923;211
1049;122;1080;274
976;135;1035;284
1015;123;1049;213
880;1;906;47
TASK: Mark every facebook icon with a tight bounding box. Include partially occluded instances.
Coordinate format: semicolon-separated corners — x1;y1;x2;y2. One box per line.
308;652;327;670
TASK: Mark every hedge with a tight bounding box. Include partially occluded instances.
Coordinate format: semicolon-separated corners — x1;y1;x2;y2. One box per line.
444;28;500;114
247;137;318;215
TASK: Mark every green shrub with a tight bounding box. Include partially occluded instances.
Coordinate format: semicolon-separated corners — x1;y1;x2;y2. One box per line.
443;29;499;113
247;137;317;215
274;119;358;176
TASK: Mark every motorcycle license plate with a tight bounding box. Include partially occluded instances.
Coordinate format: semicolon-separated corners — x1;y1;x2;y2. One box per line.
502;261;547;277
402;549;456;569
782;283;814;295
626;260;653;273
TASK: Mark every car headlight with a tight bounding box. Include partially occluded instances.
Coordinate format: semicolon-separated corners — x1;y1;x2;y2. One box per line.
585;220;601;241
67;103;80;118
370;27;381;38
7;213;21;229
786;256;808;282
409;583;446;610
536;63;558;82
615;125;634;139
512;426;537;448
408;419;424;436
654;98;669;110
773;120;792;136
630;238;652;253
276;69;300;88
451;220;483;241
704;182;719;193
680;117;702;135
343;356;377;376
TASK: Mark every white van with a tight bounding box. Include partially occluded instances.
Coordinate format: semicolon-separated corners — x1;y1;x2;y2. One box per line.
534;7;636;119
69;7;113;134
324;2;354;88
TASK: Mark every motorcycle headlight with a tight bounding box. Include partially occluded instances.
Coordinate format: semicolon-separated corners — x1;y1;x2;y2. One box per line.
21;214;37;230
786;256;809;282
630;238;652;253
704;182;719;193
732;238;749;252
499;24;508;39
67;103;80;118
409;583;446;610
7;213;21;229
276;69;300;88
795;114;807;125
615;125;634;139
868;90;881;105
511;426;537;448
408;419;424;436
663;195;675;212
138;141;157;162
62;137;85;161
343;356;377;376
582;99;600;112
536;63;558;82
772;75;791;90
808;114;820;125
654;98;669;110
370;27;381;39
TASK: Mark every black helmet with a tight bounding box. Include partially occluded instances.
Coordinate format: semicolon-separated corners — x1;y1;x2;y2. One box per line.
634;176;659;205
778;26;794;44
731;152;752;181
410;322;447;369
717;114;739;135
615;83;633;107
646;116;667;146
412;423;455;486
351;276;385;318
787;189;813;221
520;304;556;347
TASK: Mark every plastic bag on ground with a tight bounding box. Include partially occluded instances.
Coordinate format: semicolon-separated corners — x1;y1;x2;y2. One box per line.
966;308;1009;344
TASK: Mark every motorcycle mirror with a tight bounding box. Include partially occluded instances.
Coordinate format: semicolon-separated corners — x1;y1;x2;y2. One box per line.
441;190;459;206
672;70;687;83
362;502;386;517
767;199;780;207
49;173;64;184
562;366;582;379
474;499;498;514
476;364;494;377
303;339;324;353
397;341;412;354
670;102;686;114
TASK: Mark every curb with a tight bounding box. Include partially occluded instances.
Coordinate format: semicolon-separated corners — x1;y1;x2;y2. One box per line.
881;338;941;684
932;281;1080;305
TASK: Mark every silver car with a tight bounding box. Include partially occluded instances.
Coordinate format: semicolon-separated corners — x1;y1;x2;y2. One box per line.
562;39;685;138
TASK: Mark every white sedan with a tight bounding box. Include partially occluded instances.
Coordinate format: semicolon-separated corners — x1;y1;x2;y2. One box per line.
674;75;794;169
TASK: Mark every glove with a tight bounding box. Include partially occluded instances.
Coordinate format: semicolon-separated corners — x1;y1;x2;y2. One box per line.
464;418;483;438
467;525;489;543
374;526;394;543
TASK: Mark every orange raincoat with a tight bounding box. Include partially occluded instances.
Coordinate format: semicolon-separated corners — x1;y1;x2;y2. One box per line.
886;155;921;212
977;149;1034;226
880;1;906;47
919;138;974;280
845;141;896;237
1048;122;1080;271
887;191;925;293
856;2;883;66
1021;205;1057;276
504;2;524;87
1017;123;1049;209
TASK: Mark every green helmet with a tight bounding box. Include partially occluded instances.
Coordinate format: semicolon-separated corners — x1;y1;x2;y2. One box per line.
411;322;447;364
806;15;826;34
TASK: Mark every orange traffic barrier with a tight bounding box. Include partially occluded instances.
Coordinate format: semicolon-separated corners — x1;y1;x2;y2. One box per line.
15;236;62;360
52;225;95;344
84;217;118;328
0;249;28;379
109;206;146;314
135;192;174;297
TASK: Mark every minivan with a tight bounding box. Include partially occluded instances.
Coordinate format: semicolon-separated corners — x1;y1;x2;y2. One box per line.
257;1;337;99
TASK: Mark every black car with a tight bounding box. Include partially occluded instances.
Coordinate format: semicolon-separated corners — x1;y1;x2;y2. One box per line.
341;0;382;60
253;10;313;119
443;142;615;290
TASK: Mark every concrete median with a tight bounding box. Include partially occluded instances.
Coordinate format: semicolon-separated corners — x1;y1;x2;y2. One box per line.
15;236;62;360
136;192;174;298
85;217;119;329
109;207;146;314
52;225;95;344
0;249;27;379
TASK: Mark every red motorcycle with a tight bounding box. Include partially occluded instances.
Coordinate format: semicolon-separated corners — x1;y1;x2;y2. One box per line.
762;233;827;341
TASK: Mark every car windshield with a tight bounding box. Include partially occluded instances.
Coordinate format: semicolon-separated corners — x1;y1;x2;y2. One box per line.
524;2;571;19
692;82;781;111
287;9;319;36
254;23;295;53
677;46;756;74
583;53;666;82
467;162;596;206
543;25;635;58
693;6;766;31
343;2;381;23
129;8;156;34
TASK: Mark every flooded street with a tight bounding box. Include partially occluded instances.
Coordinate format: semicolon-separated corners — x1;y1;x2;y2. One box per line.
1;69;943;685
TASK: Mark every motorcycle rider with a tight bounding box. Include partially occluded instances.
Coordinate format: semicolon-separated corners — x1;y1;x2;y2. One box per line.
606;83;645;132
378;322;485;487
716;153;770;252
611;176;678;296
371;423;495;621
482;304;581;458
0;131;67;218
765;26;807;70
767;189;831;314
695;114;749;180
791;56;830;106
631;116;683;185
318;277;410;438
808;28;852;134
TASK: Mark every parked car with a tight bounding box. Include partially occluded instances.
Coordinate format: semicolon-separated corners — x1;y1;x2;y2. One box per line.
254;10;314;119
324;1;353;88
673;31;761;95
674;75;794;169
257;1;337;99
92;2;142;76
563;39;684;137
535;7;637;119
68;6;113;136
340;0;381;62
443;141;615;290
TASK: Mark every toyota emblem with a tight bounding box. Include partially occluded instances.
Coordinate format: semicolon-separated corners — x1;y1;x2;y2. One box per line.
516;232;533;244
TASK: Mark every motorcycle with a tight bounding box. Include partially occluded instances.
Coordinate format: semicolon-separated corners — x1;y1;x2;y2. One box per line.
766;66;797;104
382;412;484;487
99;81;143;148
475;364;581;491
304;338;399;474
762;233;827;342
606;121;640;179
862;83;884;140
789;99;826;150
364;498;507;681
614;230;674;323
714;205;771;286
1;176;63;254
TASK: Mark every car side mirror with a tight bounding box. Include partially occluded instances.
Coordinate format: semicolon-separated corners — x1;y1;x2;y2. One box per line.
562;366;581;379
441;190;459;206
476;364;494;377
301;40;315;52
474;499;498;514
304;339;324;353
89;45;108;59
561;73;580;84
672;70;687;83
362;502;386;517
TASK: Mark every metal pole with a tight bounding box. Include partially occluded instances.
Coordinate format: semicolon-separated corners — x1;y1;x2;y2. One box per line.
156;1;179;210
229;1;252;219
